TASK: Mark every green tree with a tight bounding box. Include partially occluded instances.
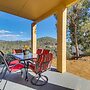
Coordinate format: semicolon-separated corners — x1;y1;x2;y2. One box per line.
67;0;90;58
79;22;90;54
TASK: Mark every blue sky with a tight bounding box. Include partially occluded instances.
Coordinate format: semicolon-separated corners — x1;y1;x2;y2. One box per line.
0;11;57;41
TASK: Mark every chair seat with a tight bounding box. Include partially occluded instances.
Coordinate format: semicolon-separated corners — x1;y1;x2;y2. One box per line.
9;63;24;72
9;59;20;65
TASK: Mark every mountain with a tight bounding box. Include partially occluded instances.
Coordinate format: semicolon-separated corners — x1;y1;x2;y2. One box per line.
37;37;57;48
37;37;56;41
0;37;57;55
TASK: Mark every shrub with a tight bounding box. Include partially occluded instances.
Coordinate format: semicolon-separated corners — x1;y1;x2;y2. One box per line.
66;50;72;60
84;49;90;56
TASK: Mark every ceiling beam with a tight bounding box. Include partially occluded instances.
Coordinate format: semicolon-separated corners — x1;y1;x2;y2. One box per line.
63;0;78;7
34;4;65;23
34;0;78;23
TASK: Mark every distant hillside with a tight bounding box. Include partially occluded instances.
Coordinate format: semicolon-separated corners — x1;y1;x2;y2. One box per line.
0;40;30;53
38;37;56;42
0;37;57;56
37;37;57;48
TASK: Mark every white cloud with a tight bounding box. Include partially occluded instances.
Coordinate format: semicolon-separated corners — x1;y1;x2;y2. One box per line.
0;34;20;37
0;34;21;41
20;37;31;41
0;29;20;38
0;29;11;34
20;32;23;34
0;29;28;41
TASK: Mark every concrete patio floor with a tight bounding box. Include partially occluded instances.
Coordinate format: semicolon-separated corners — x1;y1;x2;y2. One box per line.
0;69;90;90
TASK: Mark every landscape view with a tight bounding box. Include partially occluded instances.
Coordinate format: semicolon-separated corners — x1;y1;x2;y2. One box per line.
0;0;90;80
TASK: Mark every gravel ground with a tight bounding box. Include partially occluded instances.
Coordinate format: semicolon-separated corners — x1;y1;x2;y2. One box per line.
52;56;90;80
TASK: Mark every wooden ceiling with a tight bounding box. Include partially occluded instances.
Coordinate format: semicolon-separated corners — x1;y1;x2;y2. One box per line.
0;0;62;20
0;0;77;21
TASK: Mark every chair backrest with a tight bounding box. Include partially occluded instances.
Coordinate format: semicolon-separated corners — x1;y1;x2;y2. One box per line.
0;51;4;56
35;53;53;73
42;49;50;55
0;55;4;65
36;49;42;55
12;49;23;54
0;54;22;72
0;54;10;72
0;51;4;64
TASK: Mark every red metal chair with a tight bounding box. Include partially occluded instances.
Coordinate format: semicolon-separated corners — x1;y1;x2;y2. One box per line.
34;49;49;60
12;49;23;54
42;49;50;55
0;51;27;80
36;49;42;55
28;53;53;86
0;51;20;67
12;49;24;66
31;49;43;62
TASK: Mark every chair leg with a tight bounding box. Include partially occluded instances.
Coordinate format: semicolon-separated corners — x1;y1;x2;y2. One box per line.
21;69;23;76
25;68;28;81
0;67;7;82
25;61;30;81
31;73;48;86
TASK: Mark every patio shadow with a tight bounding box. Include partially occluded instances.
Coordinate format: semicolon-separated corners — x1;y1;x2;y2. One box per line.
1;72;73;90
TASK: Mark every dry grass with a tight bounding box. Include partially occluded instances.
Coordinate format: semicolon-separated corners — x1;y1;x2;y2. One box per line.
52;56;90;80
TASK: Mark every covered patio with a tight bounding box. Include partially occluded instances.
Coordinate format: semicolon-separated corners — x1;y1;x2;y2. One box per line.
0;0;78;73
1;0;90;90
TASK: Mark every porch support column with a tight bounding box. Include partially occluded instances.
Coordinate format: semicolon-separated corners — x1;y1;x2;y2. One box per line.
57;7;67;73
31;23;37;54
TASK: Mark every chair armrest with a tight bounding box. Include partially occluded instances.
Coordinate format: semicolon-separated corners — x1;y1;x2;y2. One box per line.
21;58;37;62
